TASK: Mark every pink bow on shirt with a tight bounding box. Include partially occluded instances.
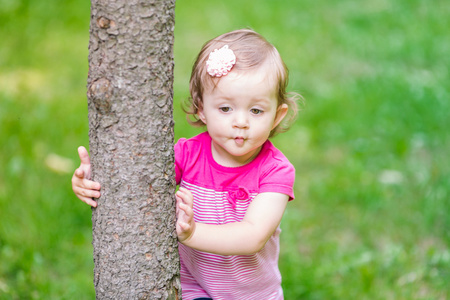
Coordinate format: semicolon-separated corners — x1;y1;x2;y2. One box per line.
227;187;250;209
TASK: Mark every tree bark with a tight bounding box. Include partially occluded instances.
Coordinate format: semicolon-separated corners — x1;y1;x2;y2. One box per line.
86;0;180;299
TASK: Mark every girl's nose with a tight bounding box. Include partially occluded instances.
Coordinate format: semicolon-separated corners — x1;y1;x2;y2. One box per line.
232;111;249;129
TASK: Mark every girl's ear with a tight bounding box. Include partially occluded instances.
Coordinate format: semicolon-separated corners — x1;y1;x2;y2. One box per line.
197;107;207;124
272;104;289;130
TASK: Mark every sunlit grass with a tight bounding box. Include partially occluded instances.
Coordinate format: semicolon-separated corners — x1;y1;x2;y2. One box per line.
1;0;449;299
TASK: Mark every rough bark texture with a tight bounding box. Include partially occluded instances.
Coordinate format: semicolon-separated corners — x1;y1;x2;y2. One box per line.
86;0;180;299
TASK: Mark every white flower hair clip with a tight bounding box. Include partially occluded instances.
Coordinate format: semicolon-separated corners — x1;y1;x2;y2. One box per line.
206;45;236;77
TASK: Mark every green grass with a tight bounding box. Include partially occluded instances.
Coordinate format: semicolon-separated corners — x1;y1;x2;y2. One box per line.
1;0;449;299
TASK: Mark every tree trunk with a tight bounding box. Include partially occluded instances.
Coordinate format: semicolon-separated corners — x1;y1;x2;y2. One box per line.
86;0;180;299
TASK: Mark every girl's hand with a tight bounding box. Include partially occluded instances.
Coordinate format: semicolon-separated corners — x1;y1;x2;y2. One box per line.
176;187;196;243
71;146;101;207
177;192;289;256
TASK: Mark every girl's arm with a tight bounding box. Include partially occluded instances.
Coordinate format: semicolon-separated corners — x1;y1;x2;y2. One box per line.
176;187;289;255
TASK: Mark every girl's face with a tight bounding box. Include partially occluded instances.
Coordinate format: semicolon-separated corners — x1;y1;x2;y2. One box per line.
198;67;288;167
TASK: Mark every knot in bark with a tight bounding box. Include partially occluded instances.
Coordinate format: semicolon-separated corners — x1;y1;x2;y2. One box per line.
97;16;111;29
88;78;112;114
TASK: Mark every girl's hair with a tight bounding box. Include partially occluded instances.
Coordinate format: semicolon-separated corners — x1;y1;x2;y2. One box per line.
185;29;301;137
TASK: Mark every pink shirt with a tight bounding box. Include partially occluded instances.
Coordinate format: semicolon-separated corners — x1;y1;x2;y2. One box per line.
175;132;295;300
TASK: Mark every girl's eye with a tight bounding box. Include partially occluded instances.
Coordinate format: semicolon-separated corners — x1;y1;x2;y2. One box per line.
219;107;231;113
250;108;263;115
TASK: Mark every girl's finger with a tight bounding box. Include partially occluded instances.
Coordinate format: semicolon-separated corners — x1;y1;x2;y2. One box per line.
179;222;190;232
175;190;187;203
78;195;98;207
179;202;193;218
177;187;191;197
73;186;101;199
74;168;84;178
78;146;91;165
83;179;101;190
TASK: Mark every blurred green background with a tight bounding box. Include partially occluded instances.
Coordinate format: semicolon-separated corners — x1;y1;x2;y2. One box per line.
1;0;449;299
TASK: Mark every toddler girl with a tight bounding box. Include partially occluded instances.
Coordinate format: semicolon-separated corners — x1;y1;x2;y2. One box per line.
72;29;300;300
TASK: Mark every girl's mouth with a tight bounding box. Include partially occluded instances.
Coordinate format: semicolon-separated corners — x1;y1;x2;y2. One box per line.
235;137;245;145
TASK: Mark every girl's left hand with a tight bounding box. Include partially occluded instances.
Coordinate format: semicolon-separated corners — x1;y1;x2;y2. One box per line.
175;187;196;243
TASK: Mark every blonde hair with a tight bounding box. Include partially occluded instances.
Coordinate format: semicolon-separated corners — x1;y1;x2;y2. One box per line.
185;29;301;137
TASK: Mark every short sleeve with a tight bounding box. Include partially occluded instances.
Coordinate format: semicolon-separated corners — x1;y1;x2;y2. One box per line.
174;138;187;185
259;159;295;200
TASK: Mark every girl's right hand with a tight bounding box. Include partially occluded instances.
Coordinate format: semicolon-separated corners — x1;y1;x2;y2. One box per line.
71;146;101;207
